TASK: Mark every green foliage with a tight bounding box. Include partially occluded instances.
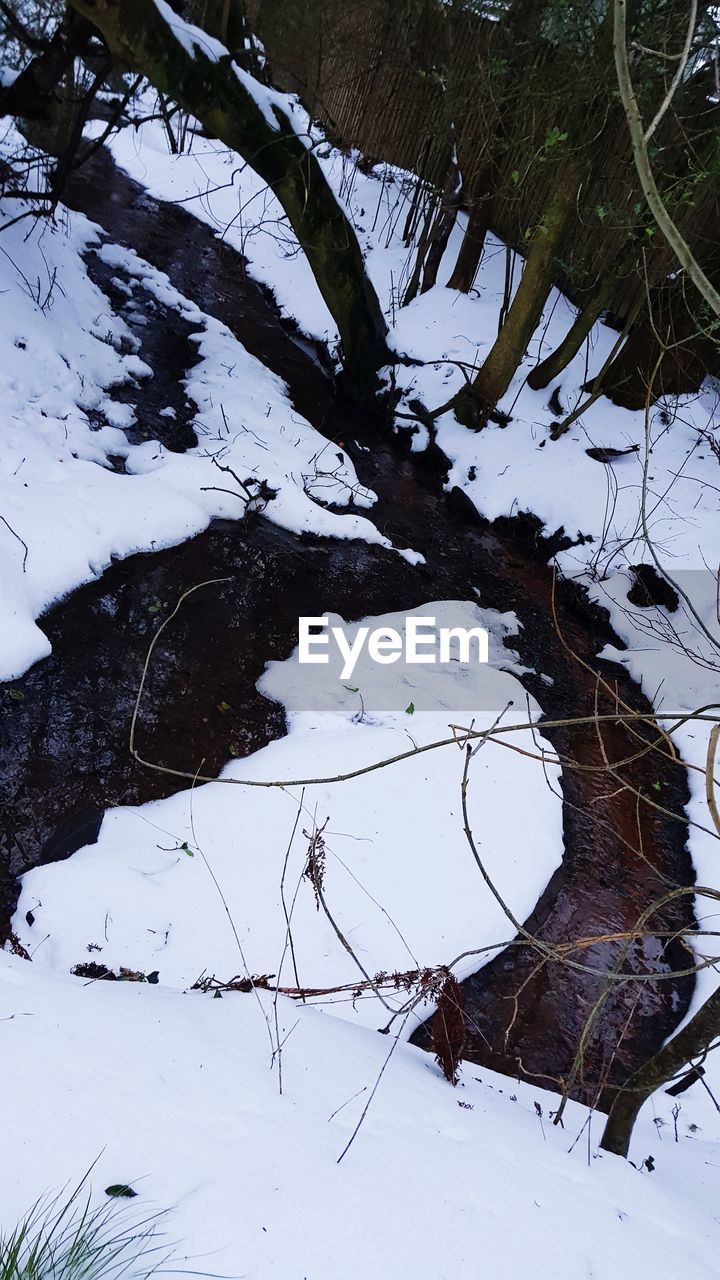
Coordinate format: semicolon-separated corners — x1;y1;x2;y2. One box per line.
0;1174;173;1280
538;0;605;55
486;54;509;80
542;126;568;153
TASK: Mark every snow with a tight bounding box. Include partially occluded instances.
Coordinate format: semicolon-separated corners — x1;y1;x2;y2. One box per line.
385;234;720;1045
12;602;562;1024
97;113;338;343
153;3;309;136
4;950;719;1280
232;64;304;135
2;74;720;1280
0;124;416;682
153;0;228;64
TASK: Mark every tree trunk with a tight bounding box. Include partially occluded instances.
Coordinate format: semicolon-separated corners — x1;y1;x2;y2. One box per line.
67;0;390;392
403;145;462;305
446;200;489;293
403;197;438;307
526;244;638;390
419;147;463;295
403;0;460;309
0;10;93;123
601;986;720;1158
602;274;714;409
454;156;584;423
445;0;548;296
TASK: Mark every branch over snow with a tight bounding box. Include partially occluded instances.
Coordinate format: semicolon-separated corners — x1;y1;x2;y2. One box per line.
66;0;390;387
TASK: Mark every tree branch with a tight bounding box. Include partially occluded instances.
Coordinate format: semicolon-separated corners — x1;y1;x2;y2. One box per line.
65;0;390;386
613;0;720;321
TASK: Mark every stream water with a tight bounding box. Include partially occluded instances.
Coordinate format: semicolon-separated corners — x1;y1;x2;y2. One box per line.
0;150;696;1108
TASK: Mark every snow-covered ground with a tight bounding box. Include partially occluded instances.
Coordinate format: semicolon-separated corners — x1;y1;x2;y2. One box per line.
6;948;720;1280
97;101;720;1029
2;60;720;1280
12;603;562;1021
0;120;416;682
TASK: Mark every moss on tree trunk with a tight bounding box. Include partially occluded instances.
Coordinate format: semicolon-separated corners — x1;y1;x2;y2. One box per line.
456;155;584;421
447;201;489;293
525;252;633;391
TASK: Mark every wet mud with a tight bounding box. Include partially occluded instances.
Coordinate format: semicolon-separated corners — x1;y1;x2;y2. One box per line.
0;149;696;1107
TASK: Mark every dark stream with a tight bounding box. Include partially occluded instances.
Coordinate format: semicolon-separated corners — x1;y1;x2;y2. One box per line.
0;150;696;1108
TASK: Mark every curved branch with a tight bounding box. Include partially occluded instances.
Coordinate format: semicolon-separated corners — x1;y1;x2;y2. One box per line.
613;0;720;321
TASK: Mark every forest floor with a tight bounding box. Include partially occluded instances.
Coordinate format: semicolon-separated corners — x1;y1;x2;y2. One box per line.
1;93;719;1279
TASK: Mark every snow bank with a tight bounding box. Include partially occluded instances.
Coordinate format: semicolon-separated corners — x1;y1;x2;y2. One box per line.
13;602;561;1030
0;126;415;682
3;947;720;1280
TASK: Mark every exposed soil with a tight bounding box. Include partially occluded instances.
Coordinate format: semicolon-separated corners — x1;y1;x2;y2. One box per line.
0;149;696;1109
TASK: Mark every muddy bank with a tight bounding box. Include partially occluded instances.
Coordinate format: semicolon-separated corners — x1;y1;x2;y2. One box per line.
344;444;696;1108
0;149;695;1108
